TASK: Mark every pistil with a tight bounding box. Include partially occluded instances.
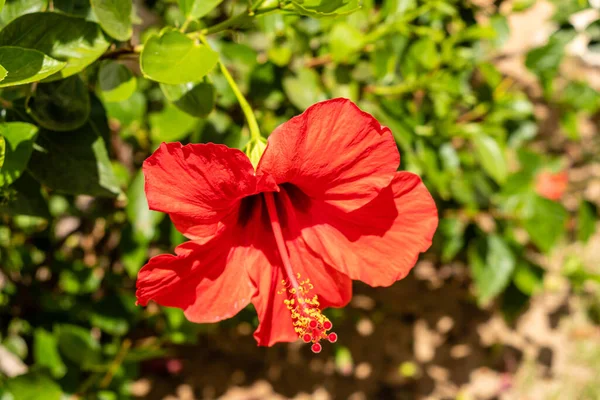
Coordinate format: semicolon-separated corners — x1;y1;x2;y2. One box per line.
263;192;337;353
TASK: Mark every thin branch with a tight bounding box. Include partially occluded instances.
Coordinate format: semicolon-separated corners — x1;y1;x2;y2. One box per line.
100;46;141;60
100;339;132;388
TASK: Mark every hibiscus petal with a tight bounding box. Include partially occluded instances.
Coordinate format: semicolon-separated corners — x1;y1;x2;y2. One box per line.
143;142;277;239
257;98;399;212
287;172;438;287
248;262;298;347
136;229;255;323
247;196;353;347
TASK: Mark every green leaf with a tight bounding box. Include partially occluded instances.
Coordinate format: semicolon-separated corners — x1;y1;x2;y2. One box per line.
0;47;66;88
104;91;146;128
120;227;151;278
283;68;327;110
199;111;241;149
0;0;46;27
55;324;102;369
3;334;27;359
564;111;582;136
416;139;449;197
90;312;128;337
90;295;132;336
517;149;544;174
509;121;538;147
561;81;600;113
91;0;132;40
171;222;186;246
26;75;90;131
0;0;5;13
513;261;544;296
0;63;6;82
290;0;360;16
98;60;136;103
409;38;439;70
160;81;215;117
140;29;219;84
221;42;257;76
34;328;67;379
5;372;62;400
501;284;530;322
577;200;596;244
27;97;120;197
126;170;163;242
490;14;509;48
59;266;102;294
335;346;353;375
179;0;224;19
53;0;93;18
586;19;600;39
469;235;516;305
0;12;111;80
0;122;38;187
472;134;507;184
267;46;292;67
563;255;600;288
149;103;198;143
382;0;416;17
0;173;50;218
439;217;465;263
329;23;363;62
512;0;535;12
525;33;571;82
522;195;568;253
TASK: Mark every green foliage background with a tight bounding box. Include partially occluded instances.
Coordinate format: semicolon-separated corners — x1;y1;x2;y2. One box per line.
0;0;599;398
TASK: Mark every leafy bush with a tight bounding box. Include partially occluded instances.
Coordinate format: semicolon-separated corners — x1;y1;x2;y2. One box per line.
0;0;598;398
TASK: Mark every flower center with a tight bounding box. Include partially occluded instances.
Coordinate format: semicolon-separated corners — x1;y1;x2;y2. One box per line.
263;192;337;353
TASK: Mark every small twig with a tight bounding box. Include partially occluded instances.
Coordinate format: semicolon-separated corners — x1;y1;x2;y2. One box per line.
75;373;101;397
456;104;489;124
100;339;132;388
100;46;140;60
0;97;12;109
180;17;193;33
304;54;332;68
200;4;281;35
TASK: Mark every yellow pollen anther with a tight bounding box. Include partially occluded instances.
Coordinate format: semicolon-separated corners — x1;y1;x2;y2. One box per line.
279;274;335;351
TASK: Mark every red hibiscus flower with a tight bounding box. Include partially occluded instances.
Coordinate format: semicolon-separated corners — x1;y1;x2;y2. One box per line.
535;169;568;201
136;99;438;353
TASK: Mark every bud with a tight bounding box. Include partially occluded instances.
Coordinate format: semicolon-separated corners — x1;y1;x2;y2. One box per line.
247;138;267;169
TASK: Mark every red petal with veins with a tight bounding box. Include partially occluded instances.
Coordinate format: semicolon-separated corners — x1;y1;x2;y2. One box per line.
257;98;399;212
136;236;246;323
136;204;268;323
285;172;438;287
143;142;277;240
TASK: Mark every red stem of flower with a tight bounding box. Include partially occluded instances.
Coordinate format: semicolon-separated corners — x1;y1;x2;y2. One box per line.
263;192;300;290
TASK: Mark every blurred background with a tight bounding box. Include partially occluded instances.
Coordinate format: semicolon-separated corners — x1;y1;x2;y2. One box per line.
1;0;600;399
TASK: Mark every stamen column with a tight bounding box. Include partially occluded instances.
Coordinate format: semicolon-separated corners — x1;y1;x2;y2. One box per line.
263;192;337;353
